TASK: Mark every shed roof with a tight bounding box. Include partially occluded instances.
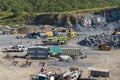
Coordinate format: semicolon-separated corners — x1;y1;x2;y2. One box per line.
88;67;110;72
49;46;62;53
28;46;48;49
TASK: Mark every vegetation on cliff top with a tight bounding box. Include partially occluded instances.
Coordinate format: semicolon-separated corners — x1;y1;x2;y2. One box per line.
0;0;120;26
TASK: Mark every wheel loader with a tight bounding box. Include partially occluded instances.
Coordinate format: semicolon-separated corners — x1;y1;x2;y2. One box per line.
98;43;111;51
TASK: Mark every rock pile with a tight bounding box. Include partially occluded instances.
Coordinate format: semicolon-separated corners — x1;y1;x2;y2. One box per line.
79;33;120;48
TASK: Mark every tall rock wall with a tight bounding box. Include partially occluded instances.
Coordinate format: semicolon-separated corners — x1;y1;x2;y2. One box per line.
27;7;120;32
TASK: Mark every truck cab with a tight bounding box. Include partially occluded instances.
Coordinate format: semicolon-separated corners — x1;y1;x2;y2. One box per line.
36;74;48;80
6;44;26;52
30;74;54;80
16;45;26;51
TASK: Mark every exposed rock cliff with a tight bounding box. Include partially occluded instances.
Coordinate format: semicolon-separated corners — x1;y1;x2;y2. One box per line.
27;7;120;32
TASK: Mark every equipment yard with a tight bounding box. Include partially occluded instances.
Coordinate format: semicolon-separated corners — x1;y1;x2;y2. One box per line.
0;30;120;80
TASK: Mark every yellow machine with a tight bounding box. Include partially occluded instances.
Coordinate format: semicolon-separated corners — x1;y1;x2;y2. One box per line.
2;29;18;34
67;32;77;38
112;29;120;35
45;28;77;38
98;43;111;51
57;27;77;38
105;29;120;35
45;31;53;37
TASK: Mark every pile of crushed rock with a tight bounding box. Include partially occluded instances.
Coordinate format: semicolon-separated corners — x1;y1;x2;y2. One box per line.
17;25;54;34
79;33;120;49
72;21;120;32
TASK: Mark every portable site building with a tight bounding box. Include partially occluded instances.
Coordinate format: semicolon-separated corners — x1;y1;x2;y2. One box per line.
27;46;49;58
88;67;110;78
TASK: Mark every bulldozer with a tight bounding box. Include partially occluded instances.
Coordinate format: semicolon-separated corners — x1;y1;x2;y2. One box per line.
98;43;111;51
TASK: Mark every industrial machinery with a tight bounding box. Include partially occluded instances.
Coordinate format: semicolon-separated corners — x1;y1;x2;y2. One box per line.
42;36;68;45
112;28;120;35
98;43;111;51
5;44;27;52
56;27;77;38
62;67;83;80
2;28;18;34
43;28;77;45
30;67;83;80
26;27;77;39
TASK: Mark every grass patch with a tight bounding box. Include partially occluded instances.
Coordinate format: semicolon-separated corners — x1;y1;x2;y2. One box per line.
0;6;119;26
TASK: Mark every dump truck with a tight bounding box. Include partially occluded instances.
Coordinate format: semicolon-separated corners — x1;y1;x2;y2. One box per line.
98;43;111;51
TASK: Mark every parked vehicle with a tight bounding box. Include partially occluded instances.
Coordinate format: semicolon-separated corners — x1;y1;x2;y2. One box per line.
62;67;83;80
30;67;83;80
30;74;48;80
5;44;26;52
59;55;73;62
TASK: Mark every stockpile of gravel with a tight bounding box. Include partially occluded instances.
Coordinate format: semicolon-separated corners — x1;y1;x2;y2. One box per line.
79;33;120;48
18;25;54;34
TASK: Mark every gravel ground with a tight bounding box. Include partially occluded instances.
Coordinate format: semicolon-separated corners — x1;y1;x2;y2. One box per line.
0;31;120;80
0;34;42;48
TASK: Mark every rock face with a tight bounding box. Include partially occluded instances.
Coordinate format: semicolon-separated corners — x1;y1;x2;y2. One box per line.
27;7;120;32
